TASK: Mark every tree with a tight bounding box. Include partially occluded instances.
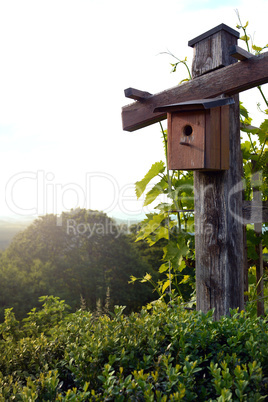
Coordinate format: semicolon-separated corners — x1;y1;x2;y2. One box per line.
0;209;155;319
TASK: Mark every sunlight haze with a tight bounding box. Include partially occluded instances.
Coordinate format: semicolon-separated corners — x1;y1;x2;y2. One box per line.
0;0;267;222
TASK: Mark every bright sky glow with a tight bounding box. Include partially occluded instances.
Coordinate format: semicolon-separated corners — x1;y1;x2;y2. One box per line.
0;0;267;223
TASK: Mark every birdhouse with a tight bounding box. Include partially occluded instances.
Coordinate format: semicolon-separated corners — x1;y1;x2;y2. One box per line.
154;97;234;171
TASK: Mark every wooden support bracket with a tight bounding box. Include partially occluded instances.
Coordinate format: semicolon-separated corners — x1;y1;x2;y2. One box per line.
124;88;152;101
240;122;259;131
230;45;253;61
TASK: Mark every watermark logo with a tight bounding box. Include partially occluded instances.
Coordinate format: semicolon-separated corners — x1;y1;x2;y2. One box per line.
66;218;128;239
5;170;168;225
4;169;263;231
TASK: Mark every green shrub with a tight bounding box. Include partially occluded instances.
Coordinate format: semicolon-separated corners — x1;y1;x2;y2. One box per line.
0;296;267;400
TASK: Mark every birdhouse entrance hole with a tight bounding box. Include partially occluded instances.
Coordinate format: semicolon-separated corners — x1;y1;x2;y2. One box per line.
154;97;235;171
183;124;193;136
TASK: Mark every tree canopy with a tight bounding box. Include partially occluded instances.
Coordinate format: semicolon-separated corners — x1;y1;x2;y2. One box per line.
0;209;156;320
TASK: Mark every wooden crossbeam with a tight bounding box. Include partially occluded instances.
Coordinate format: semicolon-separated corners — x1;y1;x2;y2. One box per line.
122;51;268;132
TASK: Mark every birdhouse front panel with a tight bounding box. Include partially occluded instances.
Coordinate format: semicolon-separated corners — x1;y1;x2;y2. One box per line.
168;110;207;170
154;97;232;171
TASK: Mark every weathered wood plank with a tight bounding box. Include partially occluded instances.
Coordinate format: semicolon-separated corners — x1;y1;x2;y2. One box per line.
253;179;265;316
122;51;268;132
194;95;244;319
205;107;221;170
190;25;239;78
240;122;259;131
230;45;253;61
167;111;206;170
243;225;248;303
124;88;152;101
193;25;244;320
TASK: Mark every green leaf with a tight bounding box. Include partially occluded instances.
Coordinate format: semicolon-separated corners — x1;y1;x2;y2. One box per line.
159;262;169;273
162;279;171;293
240;102;250;123
258;131;267;146
155;202;171;213
252;44;263;53
163;241;180;262
240;125;259;135
136;213;167;242
129;275;138;283
135;161;165;198
170;62;178;73
179;260;186;272
147;226;169;246
260;119;268;133
163;237;189;268
140;273;152;283
241;141;252;160
179;275;190;285
143;178;168;206
240;35;250;42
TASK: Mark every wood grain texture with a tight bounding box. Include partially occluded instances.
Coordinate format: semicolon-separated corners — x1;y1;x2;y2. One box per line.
205;107;221;170
192;25;244;319
229;45;253;61
191;29;238;78
124;88;152;101
122;51;268;132
253;180;265;316
168;111;206;170
194;95;244;319
162;104;229;171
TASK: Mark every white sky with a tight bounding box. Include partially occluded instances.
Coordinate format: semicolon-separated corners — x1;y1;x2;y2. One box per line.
0;0;267;223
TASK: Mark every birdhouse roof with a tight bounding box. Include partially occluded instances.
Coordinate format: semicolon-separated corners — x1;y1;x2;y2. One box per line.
154;97;234;114
188;23;240;48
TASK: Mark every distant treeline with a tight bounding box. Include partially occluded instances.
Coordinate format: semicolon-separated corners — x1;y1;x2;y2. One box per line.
0;209;164;320
0;220;31;250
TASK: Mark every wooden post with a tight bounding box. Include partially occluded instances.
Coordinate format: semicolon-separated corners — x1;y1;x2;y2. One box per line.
253;172;265;316
243;225;249;304
191;25;245;319
122;24;268;319
255;222;264;316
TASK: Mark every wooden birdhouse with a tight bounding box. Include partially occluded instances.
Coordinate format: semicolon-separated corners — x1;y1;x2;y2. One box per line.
154;97;234;171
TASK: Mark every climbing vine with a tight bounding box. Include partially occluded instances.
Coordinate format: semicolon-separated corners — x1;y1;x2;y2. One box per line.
131;14;268;315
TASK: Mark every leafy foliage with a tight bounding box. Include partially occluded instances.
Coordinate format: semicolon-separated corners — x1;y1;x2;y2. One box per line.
0;209;156;320
0;297;267;400
132;15;268;315
236;14;268;314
